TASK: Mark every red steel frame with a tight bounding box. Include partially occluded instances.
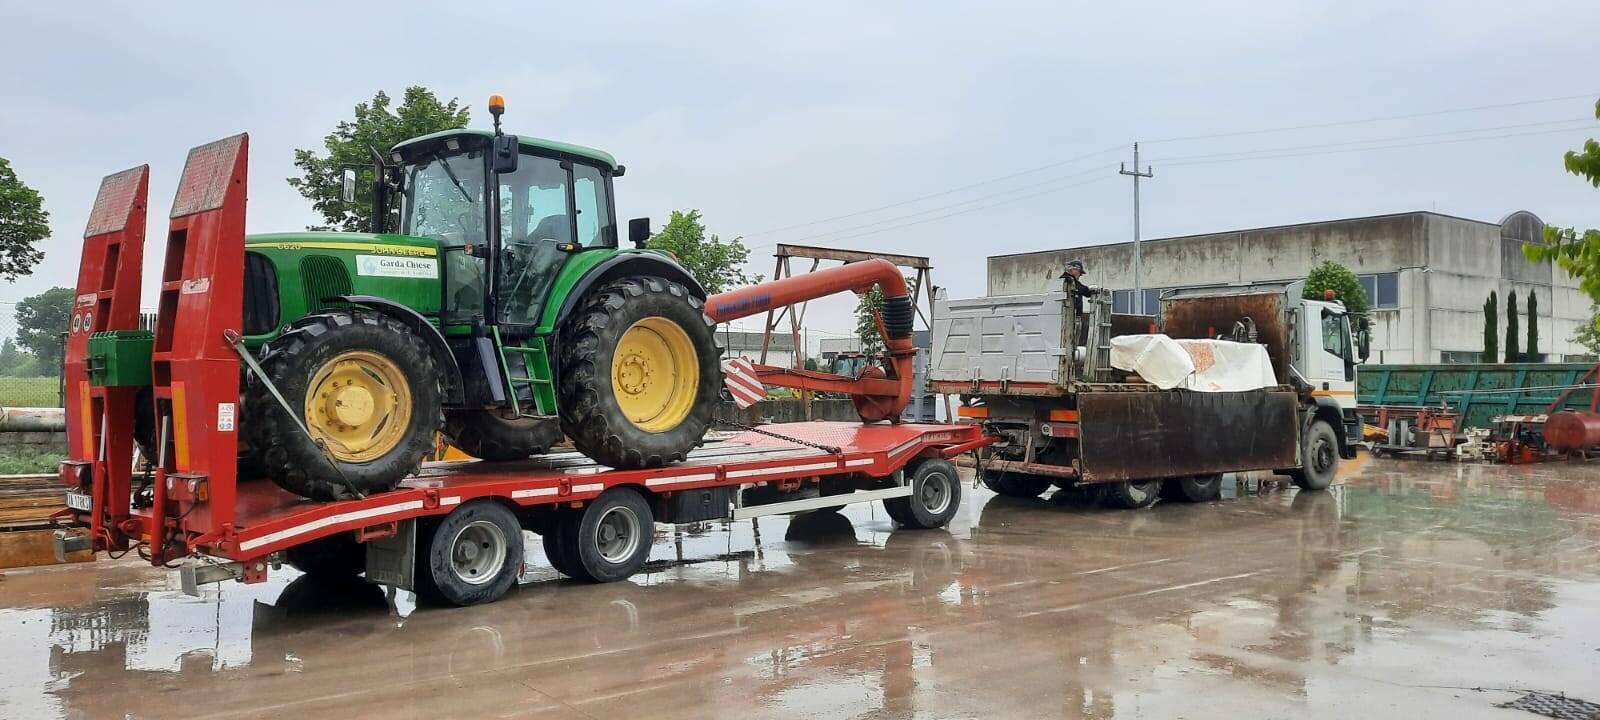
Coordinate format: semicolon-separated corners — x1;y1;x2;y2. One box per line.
61;133;993;579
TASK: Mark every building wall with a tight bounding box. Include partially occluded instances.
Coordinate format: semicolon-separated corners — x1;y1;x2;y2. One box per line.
985;210;1588;364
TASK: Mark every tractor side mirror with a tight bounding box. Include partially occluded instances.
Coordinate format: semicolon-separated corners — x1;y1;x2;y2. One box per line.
628;217;651;249
492;134;519;174
341;168;358;203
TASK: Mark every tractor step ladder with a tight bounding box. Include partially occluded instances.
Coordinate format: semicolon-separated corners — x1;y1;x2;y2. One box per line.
493;329;557;417
147;134;249;563
63;166;149;551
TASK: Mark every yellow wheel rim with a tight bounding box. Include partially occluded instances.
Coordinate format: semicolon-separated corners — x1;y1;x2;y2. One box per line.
612;317;699;432
304;350;413;462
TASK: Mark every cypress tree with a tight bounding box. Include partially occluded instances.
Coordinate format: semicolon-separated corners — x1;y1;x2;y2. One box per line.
1505;290;1520;363
1527;290;1540;361
1482;291;1498;363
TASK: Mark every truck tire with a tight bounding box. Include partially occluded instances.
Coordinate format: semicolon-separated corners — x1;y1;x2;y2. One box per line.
285;534;366;577
446;411;563;462
1103;479;1161;509
414;500;523;606
245;310;443;500
558;277;721;469
883;458;962;529
541;512;581;578
1290;420;1339;491
980;469;1052;498
1161;474;1223;503
561;487;655;582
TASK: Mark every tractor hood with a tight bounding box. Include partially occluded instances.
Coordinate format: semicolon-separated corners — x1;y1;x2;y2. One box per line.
246;231;438;258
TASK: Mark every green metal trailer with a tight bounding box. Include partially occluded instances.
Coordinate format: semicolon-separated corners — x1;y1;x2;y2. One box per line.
1357;362;1600;429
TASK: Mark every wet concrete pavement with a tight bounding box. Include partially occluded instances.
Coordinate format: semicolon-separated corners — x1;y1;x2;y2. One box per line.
2;456;1598;719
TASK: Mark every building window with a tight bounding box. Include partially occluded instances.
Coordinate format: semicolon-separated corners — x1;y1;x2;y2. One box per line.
1358;272;1399;309
1112;288;1164;315
1564;353;1598;363
1439;351;1483;364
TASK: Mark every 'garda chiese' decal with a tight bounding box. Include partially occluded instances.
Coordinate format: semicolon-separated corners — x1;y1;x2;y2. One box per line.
356;255;438;279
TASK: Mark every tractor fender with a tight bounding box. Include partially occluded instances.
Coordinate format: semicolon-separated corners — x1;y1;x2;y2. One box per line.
333;294;465;404
1305;395;1356;459
550;252;707;333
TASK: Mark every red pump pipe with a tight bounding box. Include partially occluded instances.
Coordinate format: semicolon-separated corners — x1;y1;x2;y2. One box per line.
705;259;916;422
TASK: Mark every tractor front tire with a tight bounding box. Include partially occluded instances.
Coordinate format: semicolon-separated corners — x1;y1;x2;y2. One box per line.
447;411;563;462
245;311;443;500
558;277;721;469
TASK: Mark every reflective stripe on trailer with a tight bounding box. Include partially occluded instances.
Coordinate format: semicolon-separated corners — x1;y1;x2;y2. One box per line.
238;500;425;552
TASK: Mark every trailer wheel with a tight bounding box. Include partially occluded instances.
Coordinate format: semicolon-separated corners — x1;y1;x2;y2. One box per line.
285;534;366;577
883;458;962;529
541;511;583;579
1289;420;1339;491
563;487;655;582
1104;479;1161;509
980;469;1052;498
1161;474;1223;503
414;500;523;606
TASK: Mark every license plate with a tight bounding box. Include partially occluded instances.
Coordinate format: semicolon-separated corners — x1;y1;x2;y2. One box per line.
65;491;92;513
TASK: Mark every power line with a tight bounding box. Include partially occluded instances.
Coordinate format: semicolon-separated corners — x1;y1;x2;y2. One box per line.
1149;117;1594;165
1159;123;1593;169
820;174;1116;245
1143;91;1599;145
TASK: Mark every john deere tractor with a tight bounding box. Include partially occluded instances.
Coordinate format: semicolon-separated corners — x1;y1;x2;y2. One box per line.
231;97;721;500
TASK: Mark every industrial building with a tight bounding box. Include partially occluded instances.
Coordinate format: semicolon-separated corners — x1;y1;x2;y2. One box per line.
986;210;1593;364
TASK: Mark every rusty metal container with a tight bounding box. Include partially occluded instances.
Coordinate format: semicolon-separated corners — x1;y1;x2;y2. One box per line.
1543;411;1600;452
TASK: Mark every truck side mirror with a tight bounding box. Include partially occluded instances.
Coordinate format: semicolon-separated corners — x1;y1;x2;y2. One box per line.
492;134;519;174
341;168;358;203
628;217;651;248
1357;319;1371;362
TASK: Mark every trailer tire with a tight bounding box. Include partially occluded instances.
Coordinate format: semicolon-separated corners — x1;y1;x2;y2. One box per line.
1162;474;1223;503
414;500;523;607
883;458;962;529
565;487;655;583
285;534;366;577
558;277;721;469
1104;479;1162;509
980;469;1051;498
447;411;563;462
541;511;583;579
1289;420;1339;491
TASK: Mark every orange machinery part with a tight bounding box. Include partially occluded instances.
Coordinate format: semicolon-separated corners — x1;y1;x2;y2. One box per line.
1544;411;1600;452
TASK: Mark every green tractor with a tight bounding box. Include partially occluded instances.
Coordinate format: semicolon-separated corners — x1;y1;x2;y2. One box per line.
230;98;722;500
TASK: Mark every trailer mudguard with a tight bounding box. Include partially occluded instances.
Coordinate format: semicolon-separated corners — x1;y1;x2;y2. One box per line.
1077;389;1302;483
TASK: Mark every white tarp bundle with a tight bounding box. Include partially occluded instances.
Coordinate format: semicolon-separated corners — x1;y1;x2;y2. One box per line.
1108;335;1277;392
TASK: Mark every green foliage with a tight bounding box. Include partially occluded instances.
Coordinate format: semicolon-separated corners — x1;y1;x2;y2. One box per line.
1482;291;1498;363
1525;98;1600;302
16;286;72;372
856;284;886;359
1504;290;1520;362
1527;289;1540;360
289;87;470;231
0;337;23;372
0;157;49;282
1573;307;1600;355
1303;260;1369;316
0;448;67;474
0;377;59;405
645;210;758;294
803;357;819;371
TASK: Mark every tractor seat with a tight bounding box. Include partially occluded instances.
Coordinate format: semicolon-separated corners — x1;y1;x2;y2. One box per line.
530;214;571;244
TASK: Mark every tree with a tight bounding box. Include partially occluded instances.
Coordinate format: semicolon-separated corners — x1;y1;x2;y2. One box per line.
1303;260;1369;317
855;284;886;359
15;286;73;375
645;210;758;294
1573;307;1600;355
0;157;49;282
1527;289;1540;361
0;337;24;375
289;87;470;232
1482;291;1498;362
1525;98;1600;302
1504;290;1520;363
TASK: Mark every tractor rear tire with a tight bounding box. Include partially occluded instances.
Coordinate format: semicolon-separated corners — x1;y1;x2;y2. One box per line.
446;411;563;462
245;310;444;501
558;277;721;469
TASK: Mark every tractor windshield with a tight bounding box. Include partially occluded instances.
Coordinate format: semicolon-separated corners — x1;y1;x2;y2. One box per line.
403;150;489;320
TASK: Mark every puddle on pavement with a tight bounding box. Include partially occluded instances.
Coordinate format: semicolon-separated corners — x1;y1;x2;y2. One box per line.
1;459;1597;719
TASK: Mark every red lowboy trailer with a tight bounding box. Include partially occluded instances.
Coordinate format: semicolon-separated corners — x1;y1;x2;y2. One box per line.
52;134;989;607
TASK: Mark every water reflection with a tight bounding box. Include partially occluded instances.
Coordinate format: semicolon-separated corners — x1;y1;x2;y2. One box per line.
1;460;1597;718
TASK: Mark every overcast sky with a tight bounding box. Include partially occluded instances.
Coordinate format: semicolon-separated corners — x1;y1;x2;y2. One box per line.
3;2;1598;346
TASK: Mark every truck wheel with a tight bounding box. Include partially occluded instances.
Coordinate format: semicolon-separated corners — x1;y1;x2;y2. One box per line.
541;511;583;579
1290;420;1339;491
1104;479;1161;509
1162;474;1223;503
980;469;1052;498
285;534;366;577
883;458;962;529
562;487;655;582
446;411;563;461
558;277;721;469
414;500;523;606
245;311;443;500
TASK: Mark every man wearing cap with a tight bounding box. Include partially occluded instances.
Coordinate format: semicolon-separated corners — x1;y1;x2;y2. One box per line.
1061;260;1100;346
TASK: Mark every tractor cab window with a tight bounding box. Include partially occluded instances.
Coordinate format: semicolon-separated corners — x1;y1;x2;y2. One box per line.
403;150;488;321
496;154;571;326
573;164;613;247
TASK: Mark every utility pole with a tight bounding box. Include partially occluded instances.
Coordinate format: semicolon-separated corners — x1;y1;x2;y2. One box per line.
1119;143;1154;309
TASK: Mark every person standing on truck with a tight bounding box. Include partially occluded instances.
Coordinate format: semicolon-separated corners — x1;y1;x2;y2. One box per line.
1061;260;1100;346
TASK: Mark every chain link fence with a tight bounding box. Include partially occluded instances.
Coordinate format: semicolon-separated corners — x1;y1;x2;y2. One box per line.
0;305;65;408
